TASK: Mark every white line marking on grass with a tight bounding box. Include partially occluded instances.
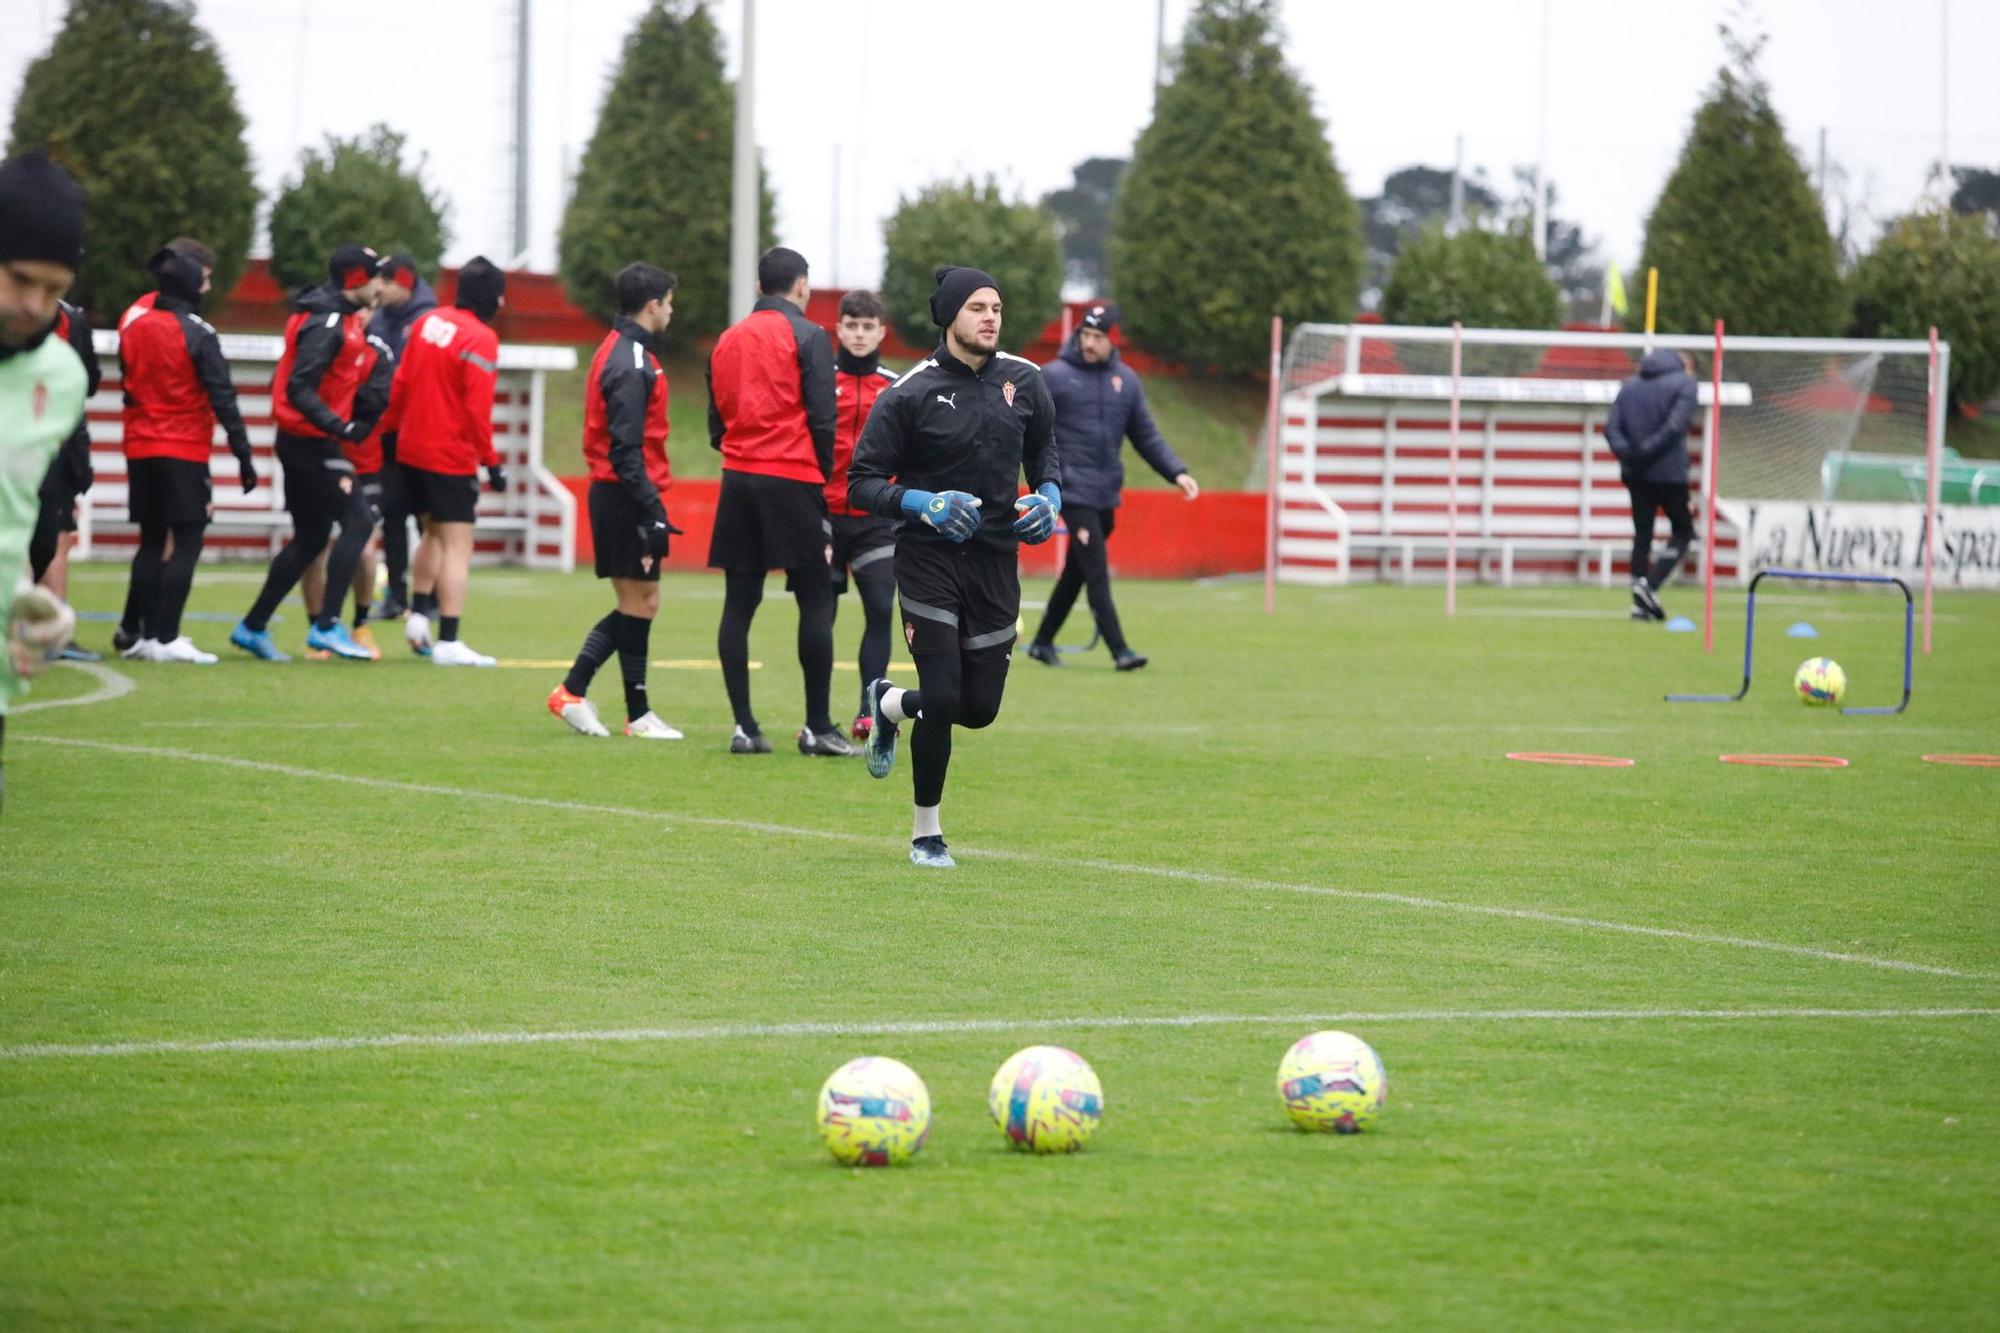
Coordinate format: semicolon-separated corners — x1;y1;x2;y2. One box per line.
9;662;135;715
7;1007;1995;1061
18;735;1987;982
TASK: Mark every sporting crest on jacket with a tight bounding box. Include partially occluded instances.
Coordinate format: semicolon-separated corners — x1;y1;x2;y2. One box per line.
1112;376;1123;394
1002;380;1016;407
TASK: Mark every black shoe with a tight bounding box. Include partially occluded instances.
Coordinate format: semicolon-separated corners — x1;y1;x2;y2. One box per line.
374;592;408;621
798;726;857;757
1631;581;1665;621
1025;641;1062;667
1113;650;1149;671
112;625;139;653
55;642;102;662
909;835;956;868
729;725;773;754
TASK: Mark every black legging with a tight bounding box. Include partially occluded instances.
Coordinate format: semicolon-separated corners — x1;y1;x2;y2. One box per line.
122;518;208;643
1627;481;1694;588
379;439;411;602
313;489;378;629
1033;503;1128;655
244;485;372;634
904;644;1011;808
718;569;836;734
832;574;896;717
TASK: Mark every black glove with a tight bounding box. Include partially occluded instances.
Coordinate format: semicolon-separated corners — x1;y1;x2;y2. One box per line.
234;450;258;494
486;464;509;493
640;518;670;562
338;420;367;443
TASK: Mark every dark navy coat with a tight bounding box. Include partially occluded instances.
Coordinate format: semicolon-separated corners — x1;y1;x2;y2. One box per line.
1042;331;1187;509
1605;348;1697;486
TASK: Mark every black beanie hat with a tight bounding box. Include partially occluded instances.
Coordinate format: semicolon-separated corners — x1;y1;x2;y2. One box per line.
0;151;86;272
929;265;1000;328
454;256;505;322
328;243;383;291
147;246;205;306
381;253;420;288
1079;301;1118;333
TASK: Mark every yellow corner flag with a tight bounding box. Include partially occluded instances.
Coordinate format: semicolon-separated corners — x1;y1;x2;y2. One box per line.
1606;263;1629;318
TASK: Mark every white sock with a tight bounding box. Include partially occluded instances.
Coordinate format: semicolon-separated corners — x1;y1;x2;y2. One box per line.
883;686;911;723
912;803;942;840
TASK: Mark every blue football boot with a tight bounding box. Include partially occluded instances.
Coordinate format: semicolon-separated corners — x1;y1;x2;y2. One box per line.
909;836;956;869
864;677;900;780
305;621;376;661
229;620;291;663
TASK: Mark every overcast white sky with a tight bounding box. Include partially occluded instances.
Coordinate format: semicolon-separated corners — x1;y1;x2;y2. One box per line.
4;0;1996;291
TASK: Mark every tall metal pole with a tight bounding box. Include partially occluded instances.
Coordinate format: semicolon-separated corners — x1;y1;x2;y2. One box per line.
1533;0;1549;261
511;0;531;262
1448;134;1464;234
729;0;759;323
1154;0;1167;107
1938;0;1950;182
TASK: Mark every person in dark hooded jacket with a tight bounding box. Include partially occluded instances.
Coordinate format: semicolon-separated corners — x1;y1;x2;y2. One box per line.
365;255;436;617
1025;303;1196;670
1606;347;1698;620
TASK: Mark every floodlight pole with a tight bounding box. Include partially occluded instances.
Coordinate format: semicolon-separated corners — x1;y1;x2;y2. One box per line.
728;0;758;324
1265;315;1283;614
1533;0;1550;261
1447;321;1461;617
511;0;531;261
1703;320;1724;655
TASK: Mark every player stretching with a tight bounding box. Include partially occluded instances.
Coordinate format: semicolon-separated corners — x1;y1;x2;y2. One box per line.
548;263;684;740
847;266;1060;868
820;290;900;740
387;257;507;667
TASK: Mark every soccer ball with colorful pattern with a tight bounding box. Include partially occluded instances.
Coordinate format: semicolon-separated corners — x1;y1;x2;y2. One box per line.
1277;1030;1387;1134
988;1046;1104;1154
815;1056;931;1166
1794;657;1847;706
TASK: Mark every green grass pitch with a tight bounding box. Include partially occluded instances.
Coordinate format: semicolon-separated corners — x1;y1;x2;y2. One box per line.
4;565;1997;1327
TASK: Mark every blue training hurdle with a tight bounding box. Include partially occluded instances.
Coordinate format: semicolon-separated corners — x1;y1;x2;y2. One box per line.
1666;568;1914;716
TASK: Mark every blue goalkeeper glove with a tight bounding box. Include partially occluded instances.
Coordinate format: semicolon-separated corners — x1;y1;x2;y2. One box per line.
900;488;984;543
1011;482;1061;544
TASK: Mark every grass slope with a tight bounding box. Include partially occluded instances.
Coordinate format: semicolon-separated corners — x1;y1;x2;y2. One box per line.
3;568;1996;1327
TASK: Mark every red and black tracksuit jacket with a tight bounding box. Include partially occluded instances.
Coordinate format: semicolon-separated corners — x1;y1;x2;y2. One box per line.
271;283;371;442
117;289;251;466
42;300;99;498
583;316;670;525
825;346;897;517
705;294;835;485
381;307;499;477
340;333;396;475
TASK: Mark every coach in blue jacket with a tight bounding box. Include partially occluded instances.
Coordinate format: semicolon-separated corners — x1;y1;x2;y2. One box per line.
1025;303;1197;671
1605;348;1697;621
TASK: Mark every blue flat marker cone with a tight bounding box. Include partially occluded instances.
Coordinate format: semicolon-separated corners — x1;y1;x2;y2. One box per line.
1786;622;1819;638
1664;616;1697;633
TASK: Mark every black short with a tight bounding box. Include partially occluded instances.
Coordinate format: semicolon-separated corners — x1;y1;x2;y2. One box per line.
377;439;409;518
403;464;480;525
589;480;664;582
35;478;78;536
790;512;895;594
708;469;830;574
127;456;212;525
274;432;357;526
895;539;1020;657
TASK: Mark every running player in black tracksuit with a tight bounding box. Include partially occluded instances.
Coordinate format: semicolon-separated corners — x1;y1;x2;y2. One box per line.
847;266;1060;868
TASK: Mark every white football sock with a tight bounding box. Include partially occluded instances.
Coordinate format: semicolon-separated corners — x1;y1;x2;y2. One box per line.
912;803;942;840
883;686;911;723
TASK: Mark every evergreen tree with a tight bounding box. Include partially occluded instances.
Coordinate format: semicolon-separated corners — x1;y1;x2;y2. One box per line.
1110;0;1362;374
880;180;1062;355
1381;220;1562;331
1041;157;1126;294
1848;209;2000;409
558;0;773;339
6;0;257;317
267;125;450;290
1358;165;1501;308
1636;23;1843;336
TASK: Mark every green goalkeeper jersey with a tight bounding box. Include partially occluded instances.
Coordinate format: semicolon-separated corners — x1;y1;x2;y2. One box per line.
1;331;87;712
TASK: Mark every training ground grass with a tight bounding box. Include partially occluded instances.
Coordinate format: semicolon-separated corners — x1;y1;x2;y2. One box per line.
4;567;1997;1327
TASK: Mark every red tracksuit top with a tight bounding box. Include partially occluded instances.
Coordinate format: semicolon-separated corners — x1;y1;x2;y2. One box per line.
705;295;836;487
583;317;671;501
271;285;372;441
339;331;397;475
826;352;898;516
117;292;251;464
382;307;499;477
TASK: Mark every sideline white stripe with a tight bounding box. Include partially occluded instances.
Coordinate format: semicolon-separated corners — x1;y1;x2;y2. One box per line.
9;661;135;715
8;1007;1995;1061
17;735;1986;982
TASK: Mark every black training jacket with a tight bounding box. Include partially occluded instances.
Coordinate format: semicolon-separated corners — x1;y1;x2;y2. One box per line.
847;343;1059;553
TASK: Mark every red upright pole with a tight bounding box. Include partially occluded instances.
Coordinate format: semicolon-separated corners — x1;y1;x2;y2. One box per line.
1703;320;1724;655
1924;325;1942;655
1446;321;1461;617
1264;315;1282;614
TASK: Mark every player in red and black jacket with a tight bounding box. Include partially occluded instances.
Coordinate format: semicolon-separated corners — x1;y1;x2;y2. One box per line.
702;246;845;756
28;296;101;658
819;289;900;738
300;324;397;656
111;246;257;663
379;256;506;668
548;262;684;740
232;244;385;663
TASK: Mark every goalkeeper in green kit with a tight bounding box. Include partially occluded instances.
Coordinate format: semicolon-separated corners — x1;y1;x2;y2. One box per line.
0;153;91;808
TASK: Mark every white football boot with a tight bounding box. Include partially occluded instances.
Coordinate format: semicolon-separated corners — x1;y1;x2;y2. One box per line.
431;638;496;668
153;636;219;664
624;711;684;740
121;637;161;661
